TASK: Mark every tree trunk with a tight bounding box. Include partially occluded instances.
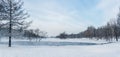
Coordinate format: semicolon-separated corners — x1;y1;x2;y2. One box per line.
9;36;11;47
115;36;118;41
9;21;12;47
8;0;12;47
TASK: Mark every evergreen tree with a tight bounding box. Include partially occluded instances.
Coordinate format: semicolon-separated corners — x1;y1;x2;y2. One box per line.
0;0;30;47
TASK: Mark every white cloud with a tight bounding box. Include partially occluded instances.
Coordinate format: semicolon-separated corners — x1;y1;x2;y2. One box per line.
23;0;91;36
23;0;120;36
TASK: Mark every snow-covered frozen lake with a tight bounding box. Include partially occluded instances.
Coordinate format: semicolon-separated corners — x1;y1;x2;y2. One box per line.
0;38;120;57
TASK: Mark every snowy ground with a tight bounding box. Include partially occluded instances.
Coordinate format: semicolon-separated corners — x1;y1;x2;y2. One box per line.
0;38;120;57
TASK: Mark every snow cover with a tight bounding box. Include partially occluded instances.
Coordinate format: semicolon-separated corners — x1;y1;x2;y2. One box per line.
0;38;120;57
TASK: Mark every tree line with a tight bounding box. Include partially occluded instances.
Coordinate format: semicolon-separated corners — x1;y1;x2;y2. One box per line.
56;8;120;41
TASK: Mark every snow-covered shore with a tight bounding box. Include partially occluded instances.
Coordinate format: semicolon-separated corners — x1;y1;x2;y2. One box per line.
0;38;120;57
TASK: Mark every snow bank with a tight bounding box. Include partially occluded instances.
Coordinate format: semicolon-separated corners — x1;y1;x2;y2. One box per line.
0;38;120;57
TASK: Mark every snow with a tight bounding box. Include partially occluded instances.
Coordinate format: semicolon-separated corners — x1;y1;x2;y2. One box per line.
0;38;120;57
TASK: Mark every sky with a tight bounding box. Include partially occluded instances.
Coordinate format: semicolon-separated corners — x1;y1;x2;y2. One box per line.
23;0;120;36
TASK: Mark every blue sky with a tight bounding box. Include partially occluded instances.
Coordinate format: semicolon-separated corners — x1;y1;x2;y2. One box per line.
23;0;120;36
